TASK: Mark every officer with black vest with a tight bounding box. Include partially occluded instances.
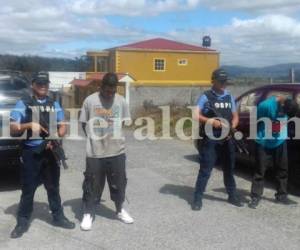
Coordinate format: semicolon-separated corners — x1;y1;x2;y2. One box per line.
192;68;243;210
9;74;75;238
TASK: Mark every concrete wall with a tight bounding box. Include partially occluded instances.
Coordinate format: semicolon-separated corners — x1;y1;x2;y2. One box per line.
129;83;260;116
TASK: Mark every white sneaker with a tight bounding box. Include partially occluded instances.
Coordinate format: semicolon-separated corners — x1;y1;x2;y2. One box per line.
117;209;134;224
80;214;93;231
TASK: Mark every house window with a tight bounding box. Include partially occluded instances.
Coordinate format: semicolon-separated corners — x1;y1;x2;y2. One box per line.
178;59;188;66
154;59;165;71
96;57;108;72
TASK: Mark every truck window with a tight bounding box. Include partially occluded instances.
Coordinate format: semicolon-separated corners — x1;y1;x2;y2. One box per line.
266;91;292;100
0;77;27;91
295;93;300;105
239;92;262;113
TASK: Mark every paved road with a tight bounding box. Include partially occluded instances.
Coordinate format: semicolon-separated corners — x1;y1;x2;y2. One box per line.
1;133;300;250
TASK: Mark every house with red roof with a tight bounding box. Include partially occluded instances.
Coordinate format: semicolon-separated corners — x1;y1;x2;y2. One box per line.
86;38;219;86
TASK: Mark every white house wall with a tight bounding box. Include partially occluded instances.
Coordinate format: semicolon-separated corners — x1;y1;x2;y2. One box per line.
49;72;86;91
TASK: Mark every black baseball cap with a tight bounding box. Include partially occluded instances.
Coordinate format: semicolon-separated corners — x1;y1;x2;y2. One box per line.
32;73;50;85
211;68;228;82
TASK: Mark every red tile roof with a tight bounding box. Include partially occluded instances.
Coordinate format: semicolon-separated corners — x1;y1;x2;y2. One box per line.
108;38;215;52
70;79;94;87
70;73;133;87
88;72;128;80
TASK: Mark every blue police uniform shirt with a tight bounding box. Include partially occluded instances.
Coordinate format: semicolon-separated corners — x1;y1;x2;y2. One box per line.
10;98;64;147
197;89;236;114
256;96;287;149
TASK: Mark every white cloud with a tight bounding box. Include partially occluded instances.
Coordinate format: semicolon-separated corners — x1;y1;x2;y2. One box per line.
200;0;300;14
231;15;300;37
167;14;300;66
1;1;196;56
0;0;300;66
68;0;200;16
2;0;300;19
0;1;148;56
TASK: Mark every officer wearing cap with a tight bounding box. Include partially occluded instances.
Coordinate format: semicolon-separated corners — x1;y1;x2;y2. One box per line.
9;73;75;238
192;68;243;210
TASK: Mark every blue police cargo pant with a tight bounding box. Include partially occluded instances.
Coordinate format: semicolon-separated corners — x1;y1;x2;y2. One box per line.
194;138;237;201
17;147;63;224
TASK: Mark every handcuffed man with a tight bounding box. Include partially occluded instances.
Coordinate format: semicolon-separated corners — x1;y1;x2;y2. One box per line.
248;95;299;208
80;72;133;231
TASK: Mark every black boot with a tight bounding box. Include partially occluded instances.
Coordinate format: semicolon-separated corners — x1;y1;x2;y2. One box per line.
275;195;297;205
228;195;243;207
191;199;202;211
248;196;260;209
53;214;75;229
10;220;29;239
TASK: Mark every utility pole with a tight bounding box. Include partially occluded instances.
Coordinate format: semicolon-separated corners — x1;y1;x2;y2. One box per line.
289;68;295;83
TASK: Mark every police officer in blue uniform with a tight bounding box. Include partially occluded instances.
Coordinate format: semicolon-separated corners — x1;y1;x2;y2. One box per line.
10;75;75;238
192;68;243;210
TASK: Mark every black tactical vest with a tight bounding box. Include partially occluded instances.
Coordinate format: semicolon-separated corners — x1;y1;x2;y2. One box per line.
22;95;56;139
200;90;233;138
203;90;233;122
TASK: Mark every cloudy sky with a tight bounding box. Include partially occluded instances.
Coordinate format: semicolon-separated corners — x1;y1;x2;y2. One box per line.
1;0;300;67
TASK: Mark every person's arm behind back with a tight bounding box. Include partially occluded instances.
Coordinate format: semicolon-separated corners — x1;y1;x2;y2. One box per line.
79;98;89;137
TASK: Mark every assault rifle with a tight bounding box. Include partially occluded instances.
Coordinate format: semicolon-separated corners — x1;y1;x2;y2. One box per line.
32;139;69;169
203;104;249;155
227;128;249;155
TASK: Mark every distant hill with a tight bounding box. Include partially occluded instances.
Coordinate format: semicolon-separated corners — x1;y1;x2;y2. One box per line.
222;63;300;81
0;54;91;73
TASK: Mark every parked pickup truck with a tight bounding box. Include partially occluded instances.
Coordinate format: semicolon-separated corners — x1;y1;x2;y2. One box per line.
0;71;30;168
